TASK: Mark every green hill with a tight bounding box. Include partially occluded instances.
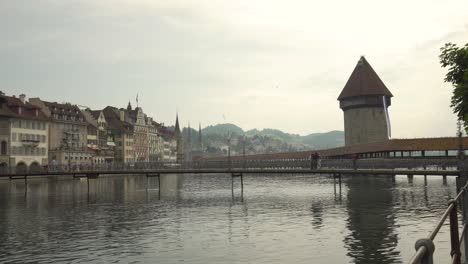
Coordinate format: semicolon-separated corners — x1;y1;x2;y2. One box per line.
177;123;345;156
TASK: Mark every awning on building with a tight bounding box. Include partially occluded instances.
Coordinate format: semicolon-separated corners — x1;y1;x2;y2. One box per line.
87;145;101;150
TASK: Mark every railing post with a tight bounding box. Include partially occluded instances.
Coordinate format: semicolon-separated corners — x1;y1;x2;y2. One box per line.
415;239;435;264
449;200;461;264
460;159;468;264
463;181;468;264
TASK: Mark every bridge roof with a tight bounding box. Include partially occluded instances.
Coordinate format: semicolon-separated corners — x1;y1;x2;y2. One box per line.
320;137;468;157
203;137;468;161
338;56;393;100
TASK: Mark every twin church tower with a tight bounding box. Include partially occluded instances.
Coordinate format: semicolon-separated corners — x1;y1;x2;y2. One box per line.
338;56;393;146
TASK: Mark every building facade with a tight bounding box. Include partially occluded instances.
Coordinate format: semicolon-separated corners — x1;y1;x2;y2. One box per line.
29;98;91;166
338;56;393;146
82;109;115;164
0;94;49;172
102;106;134;163
128;104;148;162
147;118;164;162
158;125;177;161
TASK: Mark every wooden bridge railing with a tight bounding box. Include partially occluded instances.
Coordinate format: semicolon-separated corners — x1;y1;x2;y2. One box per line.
0;158;461;176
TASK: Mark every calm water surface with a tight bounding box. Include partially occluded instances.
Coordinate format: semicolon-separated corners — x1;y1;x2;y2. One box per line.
0;174;458;263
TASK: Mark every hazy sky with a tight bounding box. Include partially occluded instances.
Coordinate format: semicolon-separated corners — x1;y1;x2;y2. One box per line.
1;0;467;137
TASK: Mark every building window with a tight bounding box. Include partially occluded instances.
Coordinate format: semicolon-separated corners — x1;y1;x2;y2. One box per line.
41;135;46;143
1;141;7;155
12;133;16;142
41;148;46;155
32;122;36;129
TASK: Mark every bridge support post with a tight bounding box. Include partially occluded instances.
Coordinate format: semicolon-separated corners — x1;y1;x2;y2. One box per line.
408;174;414;184
333;174;337;195
24;175;27;195
338;174;342;195
424;175;427;186
240;174;244;196
231;173;244;197
443;175;447;186
145;173;161;199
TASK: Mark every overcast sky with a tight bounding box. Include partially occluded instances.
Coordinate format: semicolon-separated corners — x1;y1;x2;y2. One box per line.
1;0;467;137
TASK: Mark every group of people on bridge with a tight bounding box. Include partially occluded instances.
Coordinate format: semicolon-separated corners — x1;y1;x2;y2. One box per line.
310;152;321;169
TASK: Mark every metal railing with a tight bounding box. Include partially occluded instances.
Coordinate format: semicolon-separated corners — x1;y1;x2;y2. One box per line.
408;182;468;264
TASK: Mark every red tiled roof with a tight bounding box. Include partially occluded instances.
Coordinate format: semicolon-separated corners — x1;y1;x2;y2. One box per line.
0;96;49;121
338;56;393;100
102;106;133;134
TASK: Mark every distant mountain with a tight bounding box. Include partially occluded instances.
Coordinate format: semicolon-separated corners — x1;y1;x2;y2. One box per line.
174;123;345;157
202;123;244;136
301;130;344;149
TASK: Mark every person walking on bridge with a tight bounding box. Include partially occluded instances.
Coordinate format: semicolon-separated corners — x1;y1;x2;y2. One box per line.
352;153;358;170
316;152;322;169
310;152;319;170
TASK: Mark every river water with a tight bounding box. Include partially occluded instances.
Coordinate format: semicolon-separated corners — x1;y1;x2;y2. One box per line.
0;174;458;263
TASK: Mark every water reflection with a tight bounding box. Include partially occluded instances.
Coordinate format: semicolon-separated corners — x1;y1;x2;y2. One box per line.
344;176;401;264
0;174;458;264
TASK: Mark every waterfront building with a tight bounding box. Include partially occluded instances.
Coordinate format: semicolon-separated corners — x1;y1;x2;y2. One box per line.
127;103;148;162
29;97;91;166
160;126;177;161
338;56;393;146
0;94;49;172
82;109;115;164
102;106;134;163
147;117;163;162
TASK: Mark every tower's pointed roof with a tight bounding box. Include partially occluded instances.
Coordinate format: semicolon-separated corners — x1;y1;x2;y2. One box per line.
174;113;181;136
338;56;393;100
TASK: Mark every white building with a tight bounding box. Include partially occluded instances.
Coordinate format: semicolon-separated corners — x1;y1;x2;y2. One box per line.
0;94;49;172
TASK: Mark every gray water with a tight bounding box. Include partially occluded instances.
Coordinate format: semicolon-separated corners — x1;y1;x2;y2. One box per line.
0;174;458;264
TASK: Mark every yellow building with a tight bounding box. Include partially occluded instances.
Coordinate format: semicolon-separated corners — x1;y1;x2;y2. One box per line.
102;106;134;163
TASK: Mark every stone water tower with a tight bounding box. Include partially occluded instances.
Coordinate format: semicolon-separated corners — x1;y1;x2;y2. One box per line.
338;56;393;146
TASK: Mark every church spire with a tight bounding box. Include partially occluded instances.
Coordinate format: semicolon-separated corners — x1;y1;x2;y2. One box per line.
127;101;132;111
174;113;181;137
